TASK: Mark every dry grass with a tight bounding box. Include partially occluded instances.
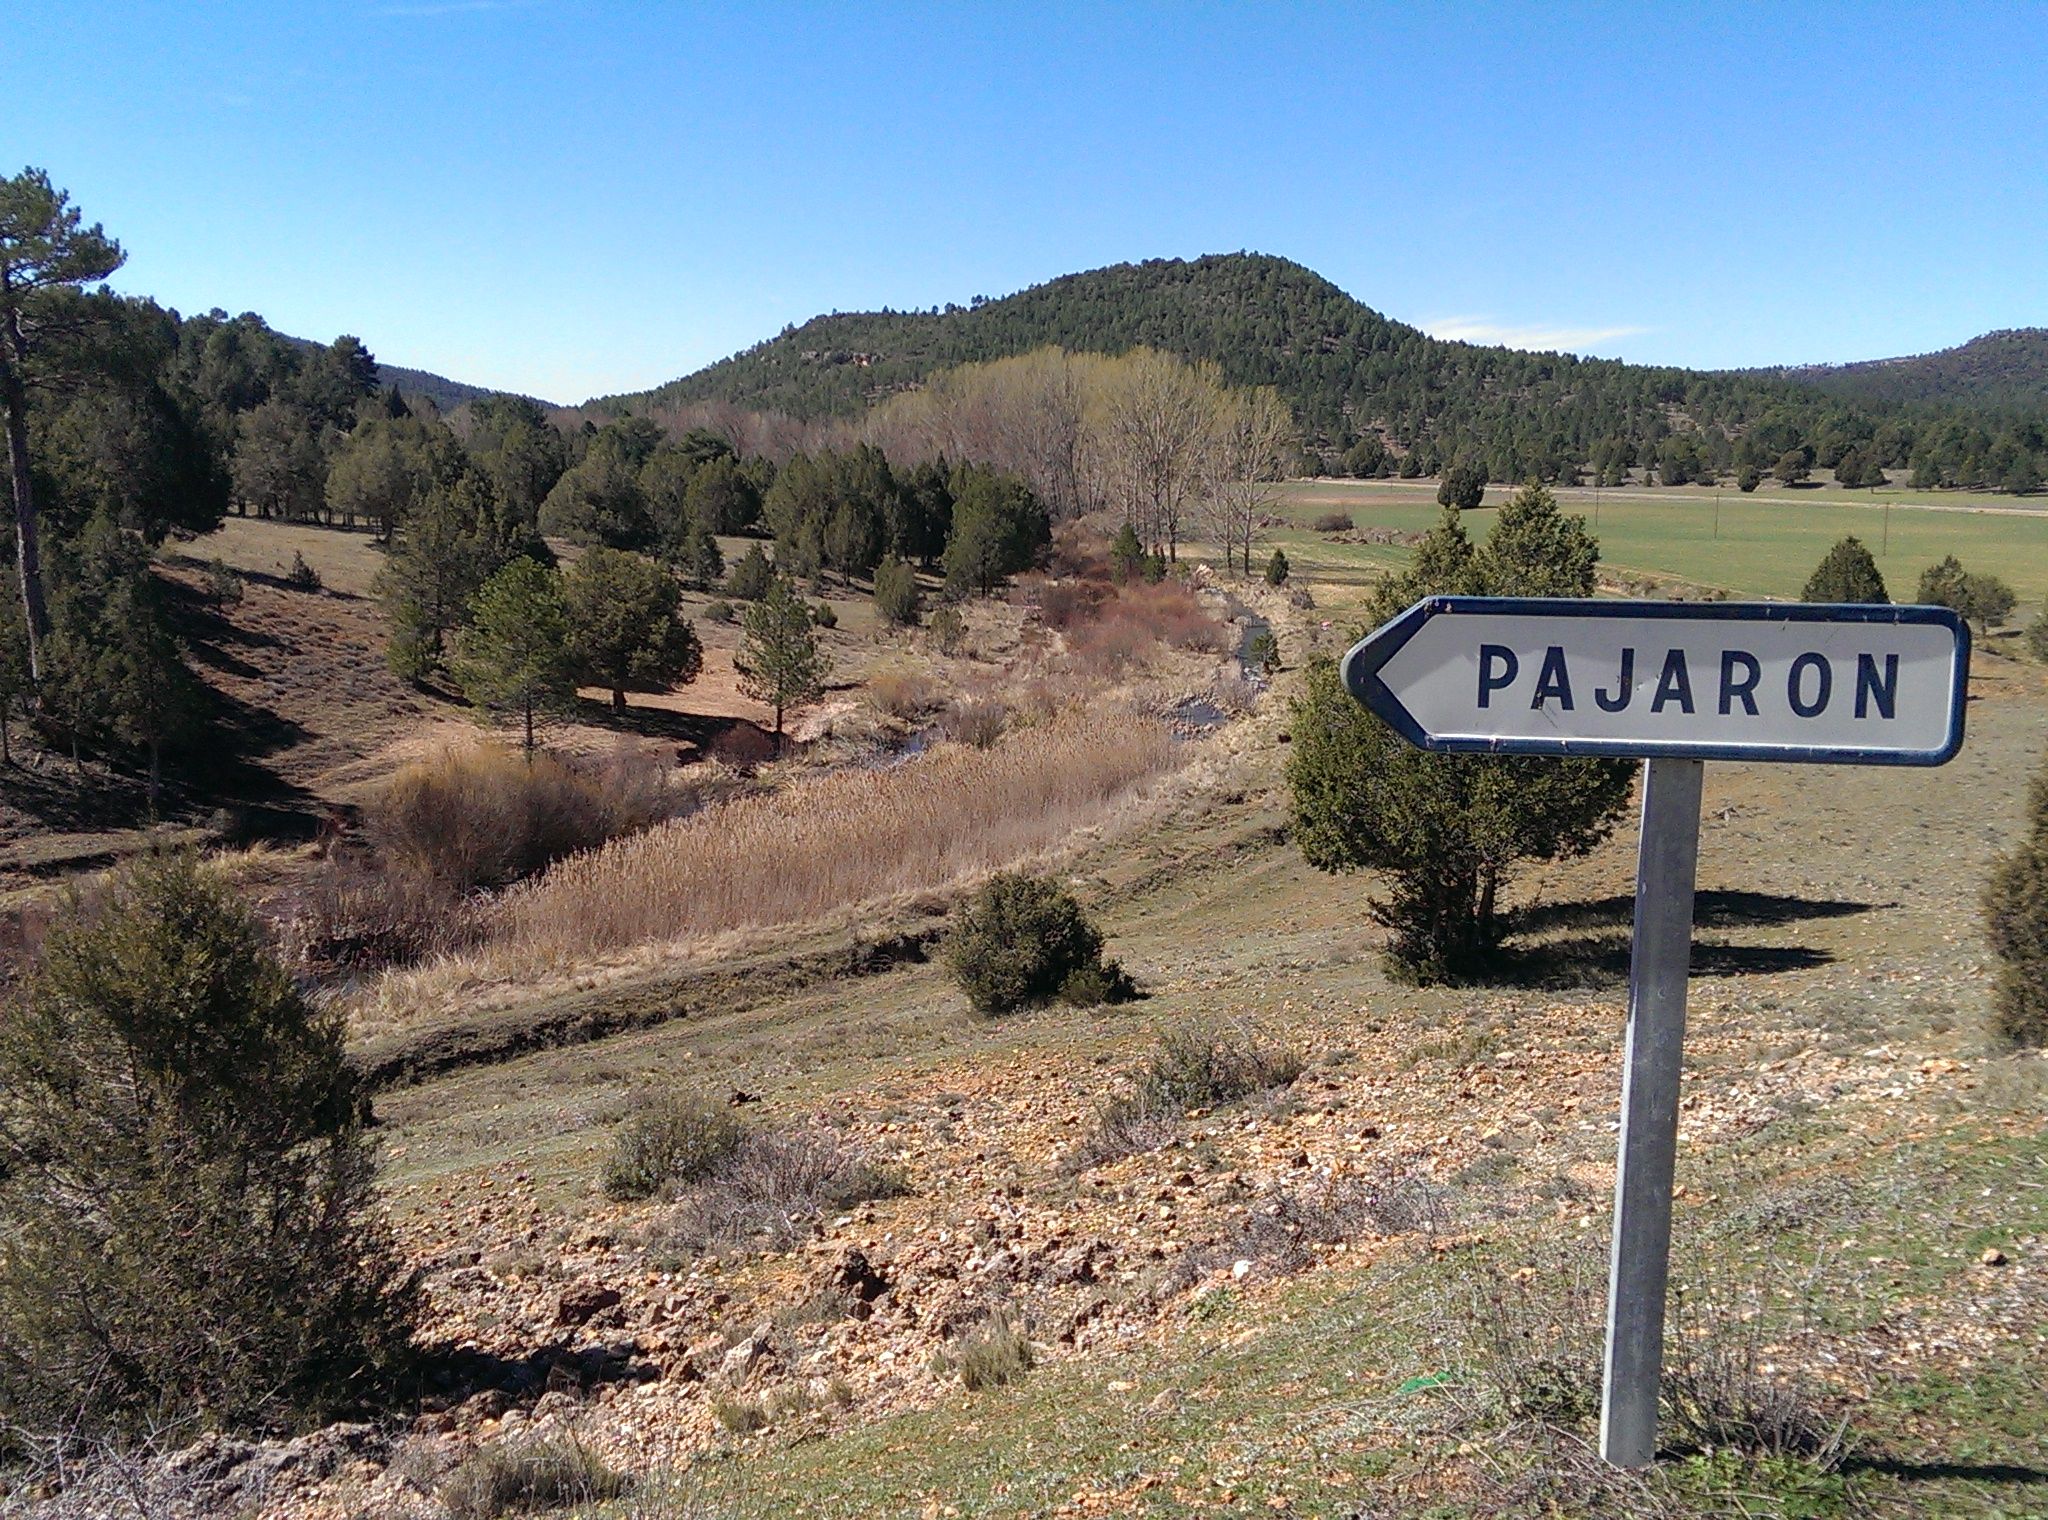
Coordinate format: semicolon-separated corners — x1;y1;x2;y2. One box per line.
865;670;943;721
487;712;1177;968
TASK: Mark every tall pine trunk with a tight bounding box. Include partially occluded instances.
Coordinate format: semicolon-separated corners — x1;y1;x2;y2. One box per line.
2;349;49;687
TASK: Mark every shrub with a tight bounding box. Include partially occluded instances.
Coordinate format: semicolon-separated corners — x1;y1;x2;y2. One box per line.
945;872;1131;1015
712;1395;770;1434
2027;610;2048;662
1312;512;1353;534
1919;555;2016;630
1142;551;1168;584
811;600;838;629
0;853;416;1443
1068;1023;1294;1172
284;548;322;591
937;697;1009;749
872;557;923;626
1983;751;2048;1047
654;1128;908;1256
937;1313;1034;1391
1265;548;1290;586
704;597;736;624
1800;537;1888;603
1137;1024;1304;1111
1246;628;1280;674
367;742;669;892
603;1090;747;1200
204;556;243;607
929;603;966;655
866;670;940;721
440;1434;631;1519
727;543;775;600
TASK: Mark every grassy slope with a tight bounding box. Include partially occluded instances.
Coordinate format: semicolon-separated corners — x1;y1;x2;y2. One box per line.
362;640;2048;1519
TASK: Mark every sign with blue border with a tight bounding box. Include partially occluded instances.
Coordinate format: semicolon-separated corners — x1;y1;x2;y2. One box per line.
1341;597;1969;766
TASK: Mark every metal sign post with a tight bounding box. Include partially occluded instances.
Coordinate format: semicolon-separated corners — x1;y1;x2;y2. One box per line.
1341;596;1969;1467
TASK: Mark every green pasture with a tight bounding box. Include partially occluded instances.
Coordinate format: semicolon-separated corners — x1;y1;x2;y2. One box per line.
1261;479;2048;607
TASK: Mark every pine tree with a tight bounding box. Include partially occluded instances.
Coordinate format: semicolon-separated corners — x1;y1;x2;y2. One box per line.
1801;537;1889;603
872;556;923;626
1983;753;2048;1047
1264;547;1290;586
0;853;416;1440
1109;521;1144;584
1289;483;1632;981
561;547;702;711
736;576;827;747
451;557;574;754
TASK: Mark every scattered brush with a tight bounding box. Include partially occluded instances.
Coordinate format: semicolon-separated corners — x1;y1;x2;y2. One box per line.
866;670;942;721
649;1127;908;1257
1167;1167;1445;1292
601;1089;746;1201
1068;1024;1300;1172
934;1311;1034;1391
438;1433;631;1519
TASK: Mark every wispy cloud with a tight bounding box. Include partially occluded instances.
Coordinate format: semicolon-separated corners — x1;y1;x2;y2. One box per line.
1422;316;1648;354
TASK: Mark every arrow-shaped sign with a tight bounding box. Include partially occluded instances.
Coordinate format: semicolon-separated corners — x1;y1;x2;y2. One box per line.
1341;596;1969;766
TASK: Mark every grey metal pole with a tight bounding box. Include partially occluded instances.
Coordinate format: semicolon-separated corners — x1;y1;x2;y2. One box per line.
1599;756;1705;1467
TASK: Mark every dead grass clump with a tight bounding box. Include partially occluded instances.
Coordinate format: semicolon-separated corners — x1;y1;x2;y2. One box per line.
602;1089;746;1200
866;671;941;722
368;742;678;893
439;1433;631;1519
652;1128;908;1257
936;698;1010;749
288;858;486;974
490;712;1178;966
1069;1025;1300;1171
1313;511;1355;533
934;1312;1034;1391
1063;581;1227;673
1038;579;1108;630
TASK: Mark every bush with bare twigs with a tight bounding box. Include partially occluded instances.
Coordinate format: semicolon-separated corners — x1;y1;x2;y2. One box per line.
866;670;941;722
439;1433;631;1518
647;1127;907;1257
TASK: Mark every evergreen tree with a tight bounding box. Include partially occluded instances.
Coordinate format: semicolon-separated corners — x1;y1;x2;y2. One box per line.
0;853;416;1441
1265;547;1290;586
0;168;126;682
1983;752;2048;1047
1737;464;1761;492
451;557;574;754
0;570;30;764
1287;483;1632;981
1773;449;1812;485
562;547;702;711
1918;555;2016;631
872;555;923;625
1109;520;1144;584
1436;457;1486;510
736;575;827;747
377;472;528;681
728;541;775;600
942;465;1048;597
1802;536;1890;603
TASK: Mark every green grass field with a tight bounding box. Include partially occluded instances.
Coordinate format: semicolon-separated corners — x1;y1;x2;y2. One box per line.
1262;480;2048;608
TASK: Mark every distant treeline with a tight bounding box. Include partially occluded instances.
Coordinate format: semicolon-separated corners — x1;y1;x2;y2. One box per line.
596;253;2048;495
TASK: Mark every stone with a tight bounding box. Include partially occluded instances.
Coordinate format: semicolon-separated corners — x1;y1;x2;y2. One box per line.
555;1282;623;1327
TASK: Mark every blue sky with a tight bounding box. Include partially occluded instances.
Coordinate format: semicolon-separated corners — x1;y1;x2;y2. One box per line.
6;2;2044;403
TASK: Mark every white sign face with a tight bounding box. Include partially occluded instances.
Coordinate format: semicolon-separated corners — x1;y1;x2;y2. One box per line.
1343;597;1969;765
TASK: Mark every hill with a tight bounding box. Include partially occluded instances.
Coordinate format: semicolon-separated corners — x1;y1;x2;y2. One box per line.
279;333;553;411
1771;327;2048;408
595;254;2046;484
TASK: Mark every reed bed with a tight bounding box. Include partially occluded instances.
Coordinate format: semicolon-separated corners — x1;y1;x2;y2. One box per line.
487;712;1179;968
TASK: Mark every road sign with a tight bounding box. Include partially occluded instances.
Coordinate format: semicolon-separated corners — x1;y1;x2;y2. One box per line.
1338;595;1970;1468
1343;597;1969;766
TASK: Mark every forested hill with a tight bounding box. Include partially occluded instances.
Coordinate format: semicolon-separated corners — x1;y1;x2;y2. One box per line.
596;253;2047;489
1766;329;2048;409
279;335;550;411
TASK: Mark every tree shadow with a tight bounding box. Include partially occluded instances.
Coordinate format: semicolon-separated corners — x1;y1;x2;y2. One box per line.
1495;931;1835;990
570;697;779;764
1841;1456;2048;1487
1516;890;1881;937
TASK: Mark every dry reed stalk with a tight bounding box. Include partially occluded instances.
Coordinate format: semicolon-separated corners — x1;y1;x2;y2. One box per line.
492;713;1178;966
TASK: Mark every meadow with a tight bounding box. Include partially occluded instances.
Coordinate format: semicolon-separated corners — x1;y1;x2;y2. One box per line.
1265;479;2048;607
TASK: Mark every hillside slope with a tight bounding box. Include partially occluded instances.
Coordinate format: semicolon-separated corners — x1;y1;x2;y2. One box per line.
1772;327;2048;408
595;255;2045;478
